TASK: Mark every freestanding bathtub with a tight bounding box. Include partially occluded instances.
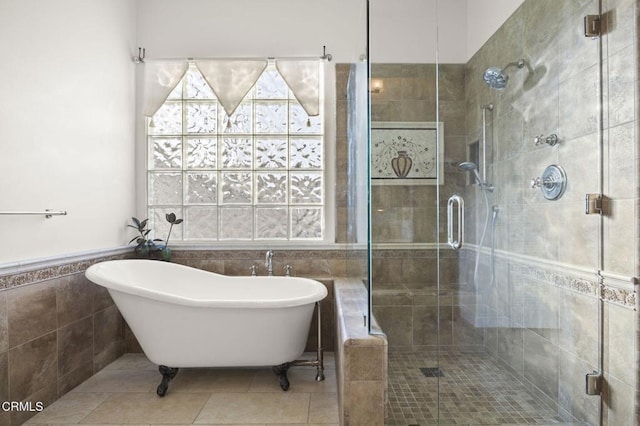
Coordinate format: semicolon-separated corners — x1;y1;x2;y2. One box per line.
85;259;328;395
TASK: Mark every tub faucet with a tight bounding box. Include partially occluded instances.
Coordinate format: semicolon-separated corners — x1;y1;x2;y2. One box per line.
265;250;274;276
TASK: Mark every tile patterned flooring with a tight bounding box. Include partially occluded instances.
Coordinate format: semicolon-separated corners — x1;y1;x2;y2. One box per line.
386;351;580;426
26;353;338;426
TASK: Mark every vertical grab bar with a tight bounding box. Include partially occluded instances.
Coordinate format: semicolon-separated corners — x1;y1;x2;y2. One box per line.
447;195;464;250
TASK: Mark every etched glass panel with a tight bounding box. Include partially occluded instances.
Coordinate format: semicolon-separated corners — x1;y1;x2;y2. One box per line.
150;102;182;135
187;138;217;169
186;172;217;204
186;206;218;239
222;138;252;169
186;103;217;134
257;172;287;204
256;101;287;133
220;207;253;239
150;137;182;169
256;208;288;239
149;207;183;242
185;67;215;99
291;207;322;239
167;82;182;99
255;69;289;99
290;102;323;134
149;172;182;205
256;137;287;169
221;172;252;203
221;102;252;133
290;137;323;169
291;172;322;204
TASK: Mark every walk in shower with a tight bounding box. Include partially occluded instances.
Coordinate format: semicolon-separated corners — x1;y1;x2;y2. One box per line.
365;0;639;424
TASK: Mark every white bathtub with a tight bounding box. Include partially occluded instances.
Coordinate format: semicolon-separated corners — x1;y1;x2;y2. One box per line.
85;259;328;369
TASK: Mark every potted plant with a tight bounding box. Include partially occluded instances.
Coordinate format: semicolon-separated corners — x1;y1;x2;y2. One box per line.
128;213;183;261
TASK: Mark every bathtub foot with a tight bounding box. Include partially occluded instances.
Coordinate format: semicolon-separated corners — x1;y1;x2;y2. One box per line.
157;365;179;397
272;363;290;391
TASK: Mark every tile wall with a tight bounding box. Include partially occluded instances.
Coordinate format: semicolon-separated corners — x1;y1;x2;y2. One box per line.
463;0;639;423
0;254;127;426
369;0;640;423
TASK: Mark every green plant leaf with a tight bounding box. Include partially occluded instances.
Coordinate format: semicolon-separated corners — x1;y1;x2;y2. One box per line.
173;218;183;225
132;217;141;228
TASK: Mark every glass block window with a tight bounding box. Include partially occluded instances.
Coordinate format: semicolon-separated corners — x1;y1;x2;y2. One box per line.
147;63;324;241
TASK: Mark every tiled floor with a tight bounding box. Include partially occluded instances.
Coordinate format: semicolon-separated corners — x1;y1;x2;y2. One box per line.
386;351;580;426
27;353;338;426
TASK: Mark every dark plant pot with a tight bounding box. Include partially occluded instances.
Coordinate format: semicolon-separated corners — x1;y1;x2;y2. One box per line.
161;247;172;262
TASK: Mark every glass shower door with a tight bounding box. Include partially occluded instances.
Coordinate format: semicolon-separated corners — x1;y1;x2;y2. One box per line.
439;0;604;424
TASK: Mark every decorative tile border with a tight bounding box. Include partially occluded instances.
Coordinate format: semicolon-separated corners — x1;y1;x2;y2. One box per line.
0;249;129;290
510;262;637;309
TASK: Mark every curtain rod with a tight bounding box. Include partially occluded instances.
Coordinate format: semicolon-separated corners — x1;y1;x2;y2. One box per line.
132;46;332;64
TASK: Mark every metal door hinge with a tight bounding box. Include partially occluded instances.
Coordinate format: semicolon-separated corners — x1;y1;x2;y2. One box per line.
586;371;602;395
585;193;602;215
584;15;601;37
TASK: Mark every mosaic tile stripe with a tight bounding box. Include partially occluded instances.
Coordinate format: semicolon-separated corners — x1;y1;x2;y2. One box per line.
0;252;128;290
510;262;637;309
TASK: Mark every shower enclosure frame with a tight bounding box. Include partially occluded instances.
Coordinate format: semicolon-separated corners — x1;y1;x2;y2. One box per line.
367;0;612;424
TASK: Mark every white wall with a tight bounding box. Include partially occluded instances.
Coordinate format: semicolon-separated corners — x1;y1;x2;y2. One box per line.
136;0;368;62
370;0;522;63
466;0;524;59
0;0;137;263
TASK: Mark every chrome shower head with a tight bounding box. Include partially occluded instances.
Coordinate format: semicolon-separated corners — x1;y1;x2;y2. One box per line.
483;67;508;90
458;161;482;185
483;59;526;90
458;161;478;171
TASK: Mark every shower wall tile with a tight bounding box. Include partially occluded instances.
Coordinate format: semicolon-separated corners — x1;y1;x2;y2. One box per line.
603;199;636;277
604;373;637;426
413;305;451;346
452;306;483;346
603;0;635;57
523;329;559;399
559;64;600;141
605;302;637;388
373;306;412;346
497;327;524;375
558;348;600;425
558;290;598;364
605;121;636;199
463;0;639;421
607;44;636;128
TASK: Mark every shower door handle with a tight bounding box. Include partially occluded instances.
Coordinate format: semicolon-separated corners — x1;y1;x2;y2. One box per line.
447;194;464;250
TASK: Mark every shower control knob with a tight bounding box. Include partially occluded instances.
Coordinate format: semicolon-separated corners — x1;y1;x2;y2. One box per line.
531;177;542;188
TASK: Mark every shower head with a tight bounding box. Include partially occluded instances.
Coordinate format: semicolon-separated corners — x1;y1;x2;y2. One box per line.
483;67;509;90
458;161;478;171
483;59;526;90
458;161;482;185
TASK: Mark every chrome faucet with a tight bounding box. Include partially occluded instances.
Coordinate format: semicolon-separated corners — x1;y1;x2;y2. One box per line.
265;250;274;276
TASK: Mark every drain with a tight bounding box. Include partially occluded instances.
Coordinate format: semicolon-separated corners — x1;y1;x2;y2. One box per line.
419;367;444;377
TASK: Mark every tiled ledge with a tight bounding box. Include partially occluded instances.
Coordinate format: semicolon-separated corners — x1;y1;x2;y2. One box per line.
334;278;387;426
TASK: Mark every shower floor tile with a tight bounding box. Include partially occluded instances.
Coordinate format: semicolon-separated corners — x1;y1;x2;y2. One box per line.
26;352;338;426
386;351;577;426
